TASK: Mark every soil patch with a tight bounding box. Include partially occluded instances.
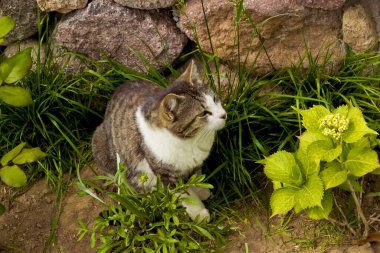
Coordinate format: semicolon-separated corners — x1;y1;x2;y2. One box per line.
0;167;379;252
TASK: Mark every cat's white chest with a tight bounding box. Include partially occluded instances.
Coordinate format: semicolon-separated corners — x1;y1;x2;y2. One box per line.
136;108;215;174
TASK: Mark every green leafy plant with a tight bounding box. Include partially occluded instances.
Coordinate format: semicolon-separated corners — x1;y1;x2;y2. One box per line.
0;142;47;187
0;16;45;215
77;164;228;252
0;16;33;108
261;103;379;236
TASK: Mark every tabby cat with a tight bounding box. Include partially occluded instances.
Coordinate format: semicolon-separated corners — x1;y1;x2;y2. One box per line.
92;60;226;221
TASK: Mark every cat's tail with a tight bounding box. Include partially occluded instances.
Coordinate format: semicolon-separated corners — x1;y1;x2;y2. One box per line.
92;123;117;175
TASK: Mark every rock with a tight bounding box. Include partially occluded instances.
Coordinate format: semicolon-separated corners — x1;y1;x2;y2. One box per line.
297;0;347;10
360;0;380;36
329;248;345;253
37;0;88;13
178;0;344;76
54;0;187;72
346;243;375;253
4;39;88;74
0;0;38;45
343;4;378;52
114;0;178;9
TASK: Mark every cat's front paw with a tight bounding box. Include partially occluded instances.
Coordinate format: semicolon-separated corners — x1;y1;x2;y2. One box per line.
185;205;210;223
197;208;210;223
189;186;211;201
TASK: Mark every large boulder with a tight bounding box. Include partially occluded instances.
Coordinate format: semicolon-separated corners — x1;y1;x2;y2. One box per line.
54;0;187;71
114;0;178;9
0;0;38;46
342;4;378;52
37;0;88;13
177;0;345;75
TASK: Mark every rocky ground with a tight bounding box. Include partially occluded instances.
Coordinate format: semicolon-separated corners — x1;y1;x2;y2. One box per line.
0;166;379;253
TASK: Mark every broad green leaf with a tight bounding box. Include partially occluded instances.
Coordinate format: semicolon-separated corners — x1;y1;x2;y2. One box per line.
3;48;32;84
1;142;27;166
0;85;33;107
298;131;328;153
270;187;297;217
0;202;5;215
0;16;15;38
306;190;333;220
0;165;27;187
333;105;349;118
12;147;47;164
372;168;380;175
342;105;378;143
293;201;303;214
273;181;282;190
263;151;303;186
320;161;347;189
345;147;379;177
296;174;324;209
307;140;342;162
0;61;11;85
293;105;330;132
349;137;371;150
295;150;320;176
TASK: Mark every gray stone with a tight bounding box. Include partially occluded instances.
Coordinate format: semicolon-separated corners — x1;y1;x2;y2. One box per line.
0;0;38;46
54;0;187;72
343;4;378;52
114;0;178;9
37;0;88;13
178;0;345;76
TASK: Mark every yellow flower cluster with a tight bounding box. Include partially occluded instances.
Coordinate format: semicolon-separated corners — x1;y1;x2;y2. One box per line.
319;113;349;140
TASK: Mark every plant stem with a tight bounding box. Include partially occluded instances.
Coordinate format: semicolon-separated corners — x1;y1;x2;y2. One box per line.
331;194;356;235
347;180;369;237
328;217;356;235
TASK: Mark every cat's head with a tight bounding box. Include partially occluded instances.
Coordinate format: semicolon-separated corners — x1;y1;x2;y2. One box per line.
158;60;227;138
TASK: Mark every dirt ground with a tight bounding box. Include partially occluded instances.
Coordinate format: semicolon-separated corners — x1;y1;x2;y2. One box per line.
0;166;379;253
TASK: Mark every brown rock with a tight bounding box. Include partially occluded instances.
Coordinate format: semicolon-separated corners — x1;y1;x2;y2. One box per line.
54;0;187;72
178;0;344;76
114;0;178;9
37;0;88;13
0;0;38;45
297;0;347;10
343;4;378;52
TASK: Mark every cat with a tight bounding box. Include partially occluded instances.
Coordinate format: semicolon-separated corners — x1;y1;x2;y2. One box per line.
92;60;227;221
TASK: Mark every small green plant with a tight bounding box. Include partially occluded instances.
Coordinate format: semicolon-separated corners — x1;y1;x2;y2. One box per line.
0;142;47;187
77;164;228;252
261;103;379;236
0;16;46;215
0;16;33;108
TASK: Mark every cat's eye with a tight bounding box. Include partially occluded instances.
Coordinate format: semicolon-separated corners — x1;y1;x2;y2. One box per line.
199;110;212;117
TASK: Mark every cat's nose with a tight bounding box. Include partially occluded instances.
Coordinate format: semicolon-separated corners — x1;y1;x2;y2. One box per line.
220;112;227;120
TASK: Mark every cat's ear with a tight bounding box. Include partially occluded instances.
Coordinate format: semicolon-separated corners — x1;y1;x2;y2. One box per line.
177;59;201;87
160;93;185;122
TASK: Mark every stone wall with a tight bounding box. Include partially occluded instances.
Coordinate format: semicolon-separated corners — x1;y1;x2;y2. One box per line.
1;0;379;75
